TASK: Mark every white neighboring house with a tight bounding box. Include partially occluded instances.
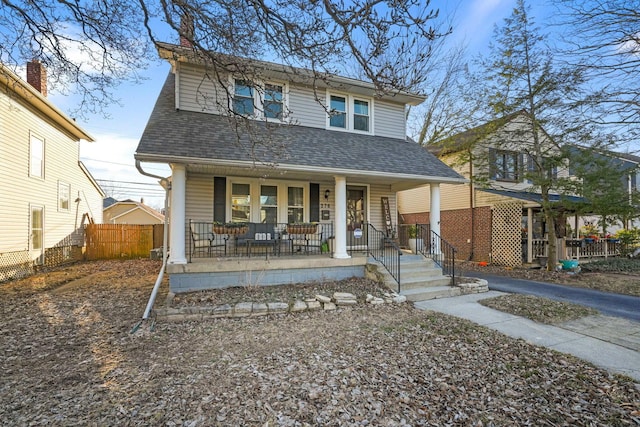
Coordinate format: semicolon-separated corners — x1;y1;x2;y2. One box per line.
0;61;105;280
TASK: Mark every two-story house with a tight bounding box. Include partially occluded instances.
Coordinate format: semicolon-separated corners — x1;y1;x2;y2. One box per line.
0;62;105;281
398;111;582;267
135;41;465;293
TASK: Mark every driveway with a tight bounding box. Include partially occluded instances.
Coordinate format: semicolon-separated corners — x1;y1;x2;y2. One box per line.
470;272;640;322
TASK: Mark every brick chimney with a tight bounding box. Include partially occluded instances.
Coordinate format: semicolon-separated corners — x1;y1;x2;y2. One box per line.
27;60;47;97
179;14;194;48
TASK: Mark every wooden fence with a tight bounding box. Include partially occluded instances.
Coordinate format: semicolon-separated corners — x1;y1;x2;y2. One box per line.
85;224;162;260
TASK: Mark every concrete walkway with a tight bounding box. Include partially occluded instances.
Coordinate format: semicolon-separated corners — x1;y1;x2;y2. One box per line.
414;291;640;382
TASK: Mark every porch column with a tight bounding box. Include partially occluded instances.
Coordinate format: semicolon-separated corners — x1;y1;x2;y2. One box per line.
169;163;187;264
333;175;350;259
430;183;441;254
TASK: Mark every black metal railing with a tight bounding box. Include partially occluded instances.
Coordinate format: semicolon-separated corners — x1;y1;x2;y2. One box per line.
366;223;402;292
417;224;456;284
188;220;334;261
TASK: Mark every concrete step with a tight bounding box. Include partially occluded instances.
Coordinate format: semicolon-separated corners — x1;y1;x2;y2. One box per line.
401;286;461;302
400;275;452;290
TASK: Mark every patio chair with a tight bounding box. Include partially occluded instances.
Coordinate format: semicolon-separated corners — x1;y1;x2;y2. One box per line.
189;220;227;261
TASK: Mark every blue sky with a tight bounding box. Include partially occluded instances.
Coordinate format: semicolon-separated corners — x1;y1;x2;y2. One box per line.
44;0;519;209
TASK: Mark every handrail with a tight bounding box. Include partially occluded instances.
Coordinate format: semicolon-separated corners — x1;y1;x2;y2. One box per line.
366;223;403;293
416;223;456;284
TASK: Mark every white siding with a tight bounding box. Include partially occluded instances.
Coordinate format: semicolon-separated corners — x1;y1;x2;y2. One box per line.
368;184;398;231
0;90;103;257
288;84;327;129
178;63;229;114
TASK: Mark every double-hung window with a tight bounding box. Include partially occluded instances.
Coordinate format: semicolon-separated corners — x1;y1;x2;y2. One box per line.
264;84;283;120
490;149;520;182
231;183;251;222
327;93;372;133
287;187;304;224
233;80;254;116
260;185;278;223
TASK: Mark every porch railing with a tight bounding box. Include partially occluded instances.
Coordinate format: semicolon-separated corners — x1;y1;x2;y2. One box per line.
366;223;402;293
188;220;333;261
529;238;621;261
415;224;457;284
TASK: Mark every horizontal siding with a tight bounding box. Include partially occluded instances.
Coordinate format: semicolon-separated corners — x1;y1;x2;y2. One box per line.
397;182;470;215
0;89;103;256
178;63;229;114
288;84;326;129
175;64;408;138
373;100;406;139
186;174;215;222
368;184;398;231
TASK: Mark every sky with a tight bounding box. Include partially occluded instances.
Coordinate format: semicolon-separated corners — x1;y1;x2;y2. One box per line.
42;0;521;210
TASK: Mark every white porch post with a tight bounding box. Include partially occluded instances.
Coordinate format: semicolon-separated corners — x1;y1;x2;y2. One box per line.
430;183;441;254
333;176;350;259
169;163;187;264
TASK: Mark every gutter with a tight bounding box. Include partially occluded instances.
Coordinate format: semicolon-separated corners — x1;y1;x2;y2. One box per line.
131;160;170;332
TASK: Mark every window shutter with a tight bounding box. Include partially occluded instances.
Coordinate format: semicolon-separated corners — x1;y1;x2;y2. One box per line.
488;148;497;179
309;183;320;222
213;177;226;222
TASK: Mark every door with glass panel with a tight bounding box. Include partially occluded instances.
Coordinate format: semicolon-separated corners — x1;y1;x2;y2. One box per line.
346;186;367;249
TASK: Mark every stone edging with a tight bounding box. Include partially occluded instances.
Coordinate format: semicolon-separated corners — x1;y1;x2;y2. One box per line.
455;278;489;294
155;291;409;322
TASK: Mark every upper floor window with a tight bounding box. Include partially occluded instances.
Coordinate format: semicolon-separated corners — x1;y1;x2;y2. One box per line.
490;149;520;182
264;84;283;120
232;79;287;121
30;134;44;178
327;92;372;133
329;95;347;128
58;181;70;211
233;80;254;116
353;99;370;132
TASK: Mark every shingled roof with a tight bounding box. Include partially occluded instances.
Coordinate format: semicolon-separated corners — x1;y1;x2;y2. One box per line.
136;73;464;183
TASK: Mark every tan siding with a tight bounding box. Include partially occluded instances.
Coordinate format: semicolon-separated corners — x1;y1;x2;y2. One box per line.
373;100;406;139
186;174;214;222
0;87;103;256
111;210;163;225
288;84;326;128
367;184;398;230
178;64;229;114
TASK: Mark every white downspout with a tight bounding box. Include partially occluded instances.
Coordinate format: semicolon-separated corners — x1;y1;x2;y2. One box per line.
134;160;170;324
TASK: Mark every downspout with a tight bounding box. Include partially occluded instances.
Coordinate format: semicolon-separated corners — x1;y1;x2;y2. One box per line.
468;148;475;261
132;160;170;331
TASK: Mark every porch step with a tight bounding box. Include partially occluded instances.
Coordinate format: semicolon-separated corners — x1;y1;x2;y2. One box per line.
401;286;461;302
372;254;453;301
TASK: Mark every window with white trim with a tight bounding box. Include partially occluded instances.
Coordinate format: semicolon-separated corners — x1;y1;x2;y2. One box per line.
231;183;251;222
58;181;70;211
327;92;372;133
30;134;44;178
232;79;287;121
264;84;284;120
260;185;278;223
233;80;254;116
287;187;304;223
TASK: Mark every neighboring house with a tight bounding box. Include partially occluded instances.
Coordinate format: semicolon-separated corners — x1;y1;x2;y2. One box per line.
398;111;579;267
135;40;465;292
0;61;105;281
103;199;165;225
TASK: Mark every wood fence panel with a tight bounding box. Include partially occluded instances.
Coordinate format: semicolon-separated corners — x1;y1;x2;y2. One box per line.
85;224;154;260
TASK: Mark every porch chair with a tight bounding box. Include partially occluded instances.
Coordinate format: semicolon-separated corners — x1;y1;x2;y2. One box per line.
288;225;325;255
189;220;227;262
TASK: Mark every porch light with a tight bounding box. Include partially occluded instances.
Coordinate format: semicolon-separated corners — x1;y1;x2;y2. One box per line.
324;189;330;200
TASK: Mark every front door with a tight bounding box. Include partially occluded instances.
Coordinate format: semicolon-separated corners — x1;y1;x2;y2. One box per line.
346;186;367;249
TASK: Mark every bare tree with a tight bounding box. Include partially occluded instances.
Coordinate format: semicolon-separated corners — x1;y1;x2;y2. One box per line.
554;0;640;144
0;0;450;119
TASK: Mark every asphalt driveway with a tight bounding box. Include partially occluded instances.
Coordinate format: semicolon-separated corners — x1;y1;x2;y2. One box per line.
470;272;640;322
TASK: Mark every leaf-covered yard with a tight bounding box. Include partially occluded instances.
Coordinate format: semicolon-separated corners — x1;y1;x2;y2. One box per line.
1;259;638;426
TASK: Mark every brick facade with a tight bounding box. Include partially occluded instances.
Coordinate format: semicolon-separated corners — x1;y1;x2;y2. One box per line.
400;207;492;262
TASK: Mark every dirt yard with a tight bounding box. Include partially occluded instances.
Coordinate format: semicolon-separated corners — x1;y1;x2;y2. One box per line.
1;259;639;426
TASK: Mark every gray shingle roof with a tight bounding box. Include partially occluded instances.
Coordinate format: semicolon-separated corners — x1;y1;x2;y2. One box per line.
136;73;463;182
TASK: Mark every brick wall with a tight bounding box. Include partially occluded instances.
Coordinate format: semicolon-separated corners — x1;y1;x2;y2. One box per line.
400;207;492;262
